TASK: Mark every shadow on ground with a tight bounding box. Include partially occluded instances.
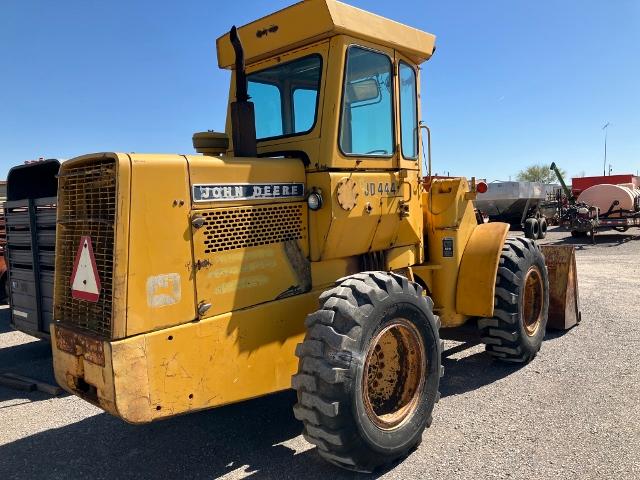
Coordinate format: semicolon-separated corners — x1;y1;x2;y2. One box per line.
0;308;577;479
0;307;60;403
0;389;382;480
0;342;535;479
542;228;640;247
0;306;12;334
439;330;528;398
0;339;51;371
441;349;523;398
439;322;574;398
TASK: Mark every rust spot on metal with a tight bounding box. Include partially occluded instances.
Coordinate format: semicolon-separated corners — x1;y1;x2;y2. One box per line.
55;325;105;366
282;239;311;293
522;266;544;336
362;319;426;430
195;259;212;271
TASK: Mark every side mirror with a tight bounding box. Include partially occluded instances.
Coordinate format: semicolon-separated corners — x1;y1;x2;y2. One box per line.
345;78;380;105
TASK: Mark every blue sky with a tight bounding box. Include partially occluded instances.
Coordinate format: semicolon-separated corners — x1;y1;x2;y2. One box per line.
1;0;638;181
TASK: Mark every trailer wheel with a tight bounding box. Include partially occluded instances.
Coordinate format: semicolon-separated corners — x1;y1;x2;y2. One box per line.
524;218;539;239
570;230;588;238
292;272;442;472
478;238;549;363
538;217;548;239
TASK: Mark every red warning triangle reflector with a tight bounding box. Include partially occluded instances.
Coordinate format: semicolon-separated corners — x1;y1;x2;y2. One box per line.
70;236;102;302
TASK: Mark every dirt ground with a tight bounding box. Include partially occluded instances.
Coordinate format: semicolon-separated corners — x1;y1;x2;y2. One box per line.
0;227;638;479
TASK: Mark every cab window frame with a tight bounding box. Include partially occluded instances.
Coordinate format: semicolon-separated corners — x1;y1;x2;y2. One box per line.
338;44;396;159
247;53;323;143
398;60;419;160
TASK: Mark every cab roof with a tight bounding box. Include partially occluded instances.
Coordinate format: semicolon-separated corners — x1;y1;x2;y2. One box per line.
216;0;436;69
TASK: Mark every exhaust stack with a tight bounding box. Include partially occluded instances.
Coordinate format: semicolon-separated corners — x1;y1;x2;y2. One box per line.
229;26;257;157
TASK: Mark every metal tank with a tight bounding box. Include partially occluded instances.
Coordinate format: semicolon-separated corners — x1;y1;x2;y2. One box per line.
474;181;558;224
578;184;640;217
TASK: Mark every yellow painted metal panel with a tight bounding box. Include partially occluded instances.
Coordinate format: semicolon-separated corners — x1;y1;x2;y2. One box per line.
58;290;321;423
422;178;477;327
307;172;373;261
310;257;359;288
142;290;318;418
307;171;421;261
411;264;440;297
113;156;132;339
456;222;509;318
112;336;154;423
216;0;435;69
192;215;310;317
125;154;197;337
327;0;435;64
383;170;423;254
386;245;418;270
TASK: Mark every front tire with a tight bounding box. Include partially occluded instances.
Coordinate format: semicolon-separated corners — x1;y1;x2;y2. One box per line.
292;272;442;472
478;238;549;363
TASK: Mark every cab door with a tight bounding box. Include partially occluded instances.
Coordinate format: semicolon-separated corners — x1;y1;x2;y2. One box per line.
375;52;423;253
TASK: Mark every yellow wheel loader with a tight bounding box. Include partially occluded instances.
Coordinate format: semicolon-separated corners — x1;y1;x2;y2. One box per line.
50;0;580;472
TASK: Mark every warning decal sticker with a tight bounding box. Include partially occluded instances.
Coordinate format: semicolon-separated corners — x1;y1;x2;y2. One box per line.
70;236;102;302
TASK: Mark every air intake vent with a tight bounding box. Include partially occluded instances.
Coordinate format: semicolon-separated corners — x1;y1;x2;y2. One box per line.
202;203;305;253
55;158;116;338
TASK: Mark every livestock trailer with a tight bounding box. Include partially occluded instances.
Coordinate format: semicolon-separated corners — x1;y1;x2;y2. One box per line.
5;160;60;338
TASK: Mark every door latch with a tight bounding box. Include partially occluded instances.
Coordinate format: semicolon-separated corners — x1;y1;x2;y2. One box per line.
198;301;212;316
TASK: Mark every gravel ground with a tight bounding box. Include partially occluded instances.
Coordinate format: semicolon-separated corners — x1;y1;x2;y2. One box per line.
0;227;638;479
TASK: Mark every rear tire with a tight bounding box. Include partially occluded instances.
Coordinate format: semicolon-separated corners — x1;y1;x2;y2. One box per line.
478;238;549;363
538;217;548;239
524;218;539;239
292;272;442;472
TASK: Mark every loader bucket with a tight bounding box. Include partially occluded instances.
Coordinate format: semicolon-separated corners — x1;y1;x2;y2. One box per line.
540;245;581;330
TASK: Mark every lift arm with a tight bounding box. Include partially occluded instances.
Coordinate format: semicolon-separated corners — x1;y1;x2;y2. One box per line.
550;162;574;203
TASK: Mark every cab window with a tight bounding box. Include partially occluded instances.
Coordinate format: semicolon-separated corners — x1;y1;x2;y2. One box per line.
293;88;317;132
248;55;322;141
399;62;418;159
339;46;394;157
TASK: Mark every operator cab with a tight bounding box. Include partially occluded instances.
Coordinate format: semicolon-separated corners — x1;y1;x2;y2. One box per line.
194;0;435;172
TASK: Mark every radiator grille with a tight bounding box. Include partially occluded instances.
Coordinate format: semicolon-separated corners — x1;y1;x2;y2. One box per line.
202;203;305;253
55;158;116;338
